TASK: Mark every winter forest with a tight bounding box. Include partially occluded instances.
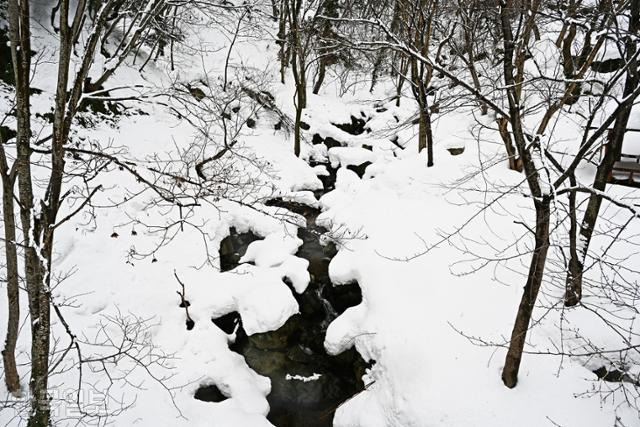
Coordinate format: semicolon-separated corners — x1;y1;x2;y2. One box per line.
0;0;640;426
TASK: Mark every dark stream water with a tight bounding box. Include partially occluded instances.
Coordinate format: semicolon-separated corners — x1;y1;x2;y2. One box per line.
193;117;373;426
206;171;371;426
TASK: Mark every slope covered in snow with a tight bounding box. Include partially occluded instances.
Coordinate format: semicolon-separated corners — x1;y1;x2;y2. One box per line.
1;4;639;427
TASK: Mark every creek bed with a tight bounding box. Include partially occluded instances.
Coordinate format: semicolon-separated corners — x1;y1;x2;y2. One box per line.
210;162;370;426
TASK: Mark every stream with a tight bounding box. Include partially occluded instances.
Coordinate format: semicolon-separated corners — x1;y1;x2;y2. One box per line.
196;118;373;426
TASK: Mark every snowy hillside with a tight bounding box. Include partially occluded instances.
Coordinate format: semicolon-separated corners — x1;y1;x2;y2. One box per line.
1;1;640;426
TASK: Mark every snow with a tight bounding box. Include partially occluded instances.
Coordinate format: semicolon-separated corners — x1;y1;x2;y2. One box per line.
285;373;322;382
1;4;639;427
318;149;636;426
238;232;311;294
240;233;302;268
328;146;377;168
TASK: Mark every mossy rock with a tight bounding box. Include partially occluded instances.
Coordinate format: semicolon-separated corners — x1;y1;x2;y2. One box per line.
248;316;301;350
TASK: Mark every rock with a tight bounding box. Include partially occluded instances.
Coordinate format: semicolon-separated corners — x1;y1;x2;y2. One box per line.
248;316;299;350
309;161;338;193
346;161;372;178
188;86;206;101
218;227;261;271
242;346;288;376
212;312;240;335
265;198;318;218
593;366;639;385
324;136;342;149
322;281;362;315
331;115;367;135
286;345;316;364
194;384;227;402
447;147;465;156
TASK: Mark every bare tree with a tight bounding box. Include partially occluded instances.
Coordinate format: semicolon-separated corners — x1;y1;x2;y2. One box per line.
286;0;318;157
312;0;339;94
0;98;20;397
408;0;443;166
564;0;640;307
2;1;180;424
321;0;639;391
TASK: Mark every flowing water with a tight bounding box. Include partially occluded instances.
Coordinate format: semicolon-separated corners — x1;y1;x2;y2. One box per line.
198;119;373;426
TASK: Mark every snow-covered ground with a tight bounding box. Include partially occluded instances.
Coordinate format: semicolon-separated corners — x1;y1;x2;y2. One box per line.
1;6;640;427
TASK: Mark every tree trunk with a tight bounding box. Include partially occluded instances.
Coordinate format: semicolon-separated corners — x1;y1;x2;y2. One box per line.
8;0;56;422
17;119;51;427
6;0;33;404
0;64;20;395
498;0;551;388
425;108;434;167
293;54;306;157
564;127;629;306
294;103;302;157
10;24;52;427
291;45;306;157
560;22;582;105
395;57;408;107
564;0;639;306
564;173;581;306
497;117;522;172
411;57;434;167
312;59;326;95
1;173;21;396
417;106;435;167
312;0;336;95
468;62;487;115
412;60;426;154
460;13;487;115
502;198;551;388
25;257;50;427
418;110;427;153
369;50;385;93
289;0;306;157
278;0;289;84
